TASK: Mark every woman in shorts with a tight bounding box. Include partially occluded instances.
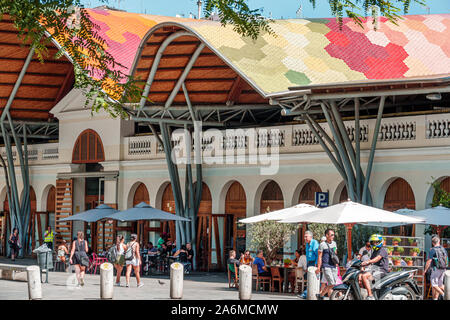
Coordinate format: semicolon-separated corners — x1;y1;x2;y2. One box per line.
125;234;144;288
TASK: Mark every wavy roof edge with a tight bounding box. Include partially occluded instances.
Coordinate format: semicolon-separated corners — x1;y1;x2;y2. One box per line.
71;9;450;97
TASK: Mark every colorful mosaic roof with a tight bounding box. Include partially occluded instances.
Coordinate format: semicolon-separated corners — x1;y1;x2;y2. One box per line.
85;9;450;96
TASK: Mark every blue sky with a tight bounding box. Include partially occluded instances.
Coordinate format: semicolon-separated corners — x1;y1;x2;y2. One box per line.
82;0;449;19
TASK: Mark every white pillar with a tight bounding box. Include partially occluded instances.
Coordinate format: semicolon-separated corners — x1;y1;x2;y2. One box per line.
26;265;42;300
239;265;252;300
100;262;114;299
306;266;320;300
170;262;184;299
444;270;450;300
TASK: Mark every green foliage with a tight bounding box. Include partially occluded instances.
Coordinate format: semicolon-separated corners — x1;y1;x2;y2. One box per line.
412;247;421;254
0;0;142;118
387;247;394;254
404;257;412;262
429;177;450;208
392;256;400;261
248;220;297;263
283;258;291;264
350;224;382;256
395;246;405;254
307;223;347;259
204;0;274;40
393;237;402;243
320;0;425;29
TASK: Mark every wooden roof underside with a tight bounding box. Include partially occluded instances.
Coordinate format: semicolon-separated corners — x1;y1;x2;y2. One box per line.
133;26;268;106
0;16;74;121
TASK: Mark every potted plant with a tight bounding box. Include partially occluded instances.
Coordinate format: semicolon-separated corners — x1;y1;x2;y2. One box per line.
283;258;292;267
411;247;420;257
408;238;417;247
392;237;401;246
405;257;413;266
396;247;405;256
392;257;401;266
387;247;394;256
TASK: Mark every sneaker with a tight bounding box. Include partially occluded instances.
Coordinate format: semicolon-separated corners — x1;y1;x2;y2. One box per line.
115;282;121;287
80;278;84;286
366;296;375;300
316;294;324;300
137;283;144;288
126;283;130;288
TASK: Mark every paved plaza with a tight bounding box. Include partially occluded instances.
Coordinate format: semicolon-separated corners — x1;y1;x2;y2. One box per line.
0;258;298;300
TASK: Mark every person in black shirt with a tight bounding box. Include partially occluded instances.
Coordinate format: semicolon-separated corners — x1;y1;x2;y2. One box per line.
173;244;192;272
186;242;194;270
359;234;389;300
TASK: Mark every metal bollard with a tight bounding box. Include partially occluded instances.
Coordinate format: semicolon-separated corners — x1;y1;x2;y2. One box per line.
26;265;42;300
100;262;114;299
444;270;450;300
306;266;320;300
239;265;252;300
170;262;184;299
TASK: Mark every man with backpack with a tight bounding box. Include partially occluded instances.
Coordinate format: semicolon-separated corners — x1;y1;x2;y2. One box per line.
316;228;339;299
424;235;449;300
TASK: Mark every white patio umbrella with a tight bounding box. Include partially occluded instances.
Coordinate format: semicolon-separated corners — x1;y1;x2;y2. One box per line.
279;200;425;259
365;208;416;228
411;205;450;236
239;203;319;224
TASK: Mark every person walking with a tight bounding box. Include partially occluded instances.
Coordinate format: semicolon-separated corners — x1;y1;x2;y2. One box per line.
57;238;69;271
125;234;144;288
424;235;449;300
113;235;127;286
316;229;339;299
43;226;54;251
8;228;21;261
69;231;89;287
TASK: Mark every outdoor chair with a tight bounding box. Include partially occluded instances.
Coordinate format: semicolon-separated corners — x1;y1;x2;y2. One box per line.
91;252;108;274
227;263;239;289
252;264;271;291
294;267;307;294
270;267;284;293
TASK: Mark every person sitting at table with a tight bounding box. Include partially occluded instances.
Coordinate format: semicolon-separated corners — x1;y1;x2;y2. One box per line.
173;244;192;273
157;232;168;249
288;249;307;292
239;250;254;265
171;240;177;255
186;242;194;269
146;242;158;254
253;250;271;277
227;250;240;280
158;243;168;256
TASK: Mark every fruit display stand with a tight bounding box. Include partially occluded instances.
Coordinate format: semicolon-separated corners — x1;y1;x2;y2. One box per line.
383;235;425;298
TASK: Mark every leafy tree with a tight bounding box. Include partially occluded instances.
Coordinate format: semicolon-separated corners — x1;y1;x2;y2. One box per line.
424;177;450;237
248;221;297;263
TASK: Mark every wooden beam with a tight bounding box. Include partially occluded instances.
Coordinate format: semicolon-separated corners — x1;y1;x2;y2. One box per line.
226;77;243;106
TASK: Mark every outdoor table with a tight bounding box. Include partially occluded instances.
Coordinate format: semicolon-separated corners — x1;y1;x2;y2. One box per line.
268;265;296;293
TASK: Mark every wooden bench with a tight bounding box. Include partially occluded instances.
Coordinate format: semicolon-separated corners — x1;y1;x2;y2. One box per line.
0;263;30;282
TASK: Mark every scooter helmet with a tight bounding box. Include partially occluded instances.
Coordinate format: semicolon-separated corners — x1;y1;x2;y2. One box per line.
369;234;383;251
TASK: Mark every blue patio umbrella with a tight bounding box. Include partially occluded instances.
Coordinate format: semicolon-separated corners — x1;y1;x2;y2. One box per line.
60;204;119;223
106;202;190;222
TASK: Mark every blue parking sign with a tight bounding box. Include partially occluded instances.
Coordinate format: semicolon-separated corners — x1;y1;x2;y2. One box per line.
315;192;329;208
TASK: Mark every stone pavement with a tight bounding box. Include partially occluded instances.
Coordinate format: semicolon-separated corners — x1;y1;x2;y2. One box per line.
0;258;300;300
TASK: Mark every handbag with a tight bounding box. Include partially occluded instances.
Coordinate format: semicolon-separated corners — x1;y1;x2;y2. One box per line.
326;242;340;265
80;254;90;267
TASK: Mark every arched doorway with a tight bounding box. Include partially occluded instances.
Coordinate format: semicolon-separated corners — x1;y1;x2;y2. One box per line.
298;180;321;205
132;183;150;246
260;181;284;213
195;182;213;271
297;180;321;248
383;178;416;236
224;181;247;259
160;184;176;244
69;129;106;251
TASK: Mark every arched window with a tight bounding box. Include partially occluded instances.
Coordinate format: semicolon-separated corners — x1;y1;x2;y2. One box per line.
72;129;105;163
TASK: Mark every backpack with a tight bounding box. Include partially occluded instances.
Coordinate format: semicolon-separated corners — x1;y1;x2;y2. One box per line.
326;242;340;265
107;246;117;263
434;246;448;270
124;243;135;261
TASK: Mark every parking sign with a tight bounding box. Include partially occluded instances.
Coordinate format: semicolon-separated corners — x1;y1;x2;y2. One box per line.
315;192;329;208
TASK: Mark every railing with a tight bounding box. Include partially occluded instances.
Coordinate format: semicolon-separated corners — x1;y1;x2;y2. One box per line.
0;144;59;163
123;112;450;159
